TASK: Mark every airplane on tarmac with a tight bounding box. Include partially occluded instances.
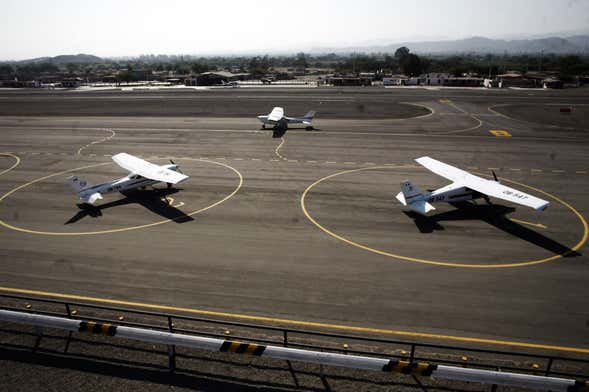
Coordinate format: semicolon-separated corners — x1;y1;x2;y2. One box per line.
396;156;550;215
67;153;188;205
257;107;316;137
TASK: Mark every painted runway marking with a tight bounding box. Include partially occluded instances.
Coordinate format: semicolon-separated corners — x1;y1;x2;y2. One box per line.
1;286;587;354
490;130;512;137
7;151;588;176
0;153;21;177
274;136;287;161
0;158;243;236
76;128;116;156
510;218;548;229
301;165;588;269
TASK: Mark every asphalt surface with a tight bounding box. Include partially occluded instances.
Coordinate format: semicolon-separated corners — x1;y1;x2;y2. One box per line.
0;87;588;389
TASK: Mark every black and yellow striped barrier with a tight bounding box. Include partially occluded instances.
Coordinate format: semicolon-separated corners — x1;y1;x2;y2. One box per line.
78;321;117;336
219;340;266;356
382;359;438;376
0;309;586;392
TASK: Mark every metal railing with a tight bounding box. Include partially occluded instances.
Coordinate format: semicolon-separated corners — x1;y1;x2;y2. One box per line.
1;292;587;381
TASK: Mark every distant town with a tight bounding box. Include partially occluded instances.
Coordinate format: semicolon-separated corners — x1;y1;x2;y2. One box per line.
1;48;588;89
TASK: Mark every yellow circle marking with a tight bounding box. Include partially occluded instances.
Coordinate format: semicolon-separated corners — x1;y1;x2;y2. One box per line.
301;166;588;268
0;153;21;177
0;158;243;236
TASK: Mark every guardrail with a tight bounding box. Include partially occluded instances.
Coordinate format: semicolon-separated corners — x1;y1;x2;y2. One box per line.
1;293;588;390
1;309;588;391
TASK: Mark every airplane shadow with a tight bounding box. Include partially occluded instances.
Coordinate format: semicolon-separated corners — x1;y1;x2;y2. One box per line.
65;188;194;225
403;202;580;257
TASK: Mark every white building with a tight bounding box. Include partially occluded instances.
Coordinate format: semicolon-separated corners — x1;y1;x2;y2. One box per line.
420;73;449;86
383;75;408;86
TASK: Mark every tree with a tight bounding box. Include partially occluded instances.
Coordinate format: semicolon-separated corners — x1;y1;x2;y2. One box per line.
65;63;78;75
0;64;14;76
295;52;308;68
394;47;410;59
191;62;208;74
401;53;423;76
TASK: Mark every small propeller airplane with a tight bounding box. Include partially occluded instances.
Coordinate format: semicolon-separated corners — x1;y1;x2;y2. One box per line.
257;107;316;137
67;153;188;205
396;156;550;215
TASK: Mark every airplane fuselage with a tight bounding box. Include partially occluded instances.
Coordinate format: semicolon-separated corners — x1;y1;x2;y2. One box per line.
78;164;179;200
424;183;478;204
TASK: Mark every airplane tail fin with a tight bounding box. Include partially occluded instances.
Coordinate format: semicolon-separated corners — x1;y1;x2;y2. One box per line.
67;175;90;192
303;111;316;120
395;180;435;215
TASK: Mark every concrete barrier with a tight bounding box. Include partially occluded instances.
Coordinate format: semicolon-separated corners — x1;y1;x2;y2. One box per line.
1;309;587;391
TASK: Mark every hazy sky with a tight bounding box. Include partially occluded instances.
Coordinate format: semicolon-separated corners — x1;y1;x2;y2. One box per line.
2;0;588;60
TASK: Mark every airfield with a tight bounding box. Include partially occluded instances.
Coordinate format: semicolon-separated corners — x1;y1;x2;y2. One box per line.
0;85;588;364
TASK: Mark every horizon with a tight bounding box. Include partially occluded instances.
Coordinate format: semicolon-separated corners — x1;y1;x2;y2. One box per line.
1;0;589;61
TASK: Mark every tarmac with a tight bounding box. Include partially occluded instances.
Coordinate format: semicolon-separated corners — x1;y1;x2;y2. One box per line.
0;87;588;390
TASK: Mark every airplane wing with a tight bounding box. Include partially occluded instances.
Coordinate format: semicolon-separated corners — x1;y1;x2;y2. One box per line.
416;156;549;211
284;117;311;125
112;153;188;184
268;107;284;122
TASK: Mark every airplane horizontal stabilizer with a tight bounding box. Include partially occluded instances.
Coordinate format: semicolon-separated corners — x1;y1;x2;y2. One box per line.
83;192;103;205
408;200;436;215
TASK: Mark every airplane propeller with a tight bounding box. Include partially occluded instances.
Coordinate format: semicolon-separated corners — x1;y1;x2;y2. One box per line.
170;159;184;174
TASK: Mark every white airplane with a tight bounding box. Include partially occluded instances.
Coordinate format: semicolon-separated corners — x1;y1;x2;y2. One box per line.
396;157;550;215
67;153;188;205
257;107;316;134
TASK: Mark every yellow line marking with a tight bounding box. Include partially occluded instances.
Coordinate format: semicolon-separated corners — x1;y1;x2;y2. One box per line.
552;170;565;173
274;136;287;161
0;153;21;177
510;218;548;229
576;171;588;174
0;286;587;354
76;129;116;156
531;169;543;173
490;130;512;137
0;158;243;236
399;102;435;120
300;165;588;268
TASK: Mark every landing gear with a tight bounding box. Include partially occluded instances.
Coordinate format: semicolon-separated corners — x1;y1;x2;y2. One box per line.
305;126;314;131
167;182;172;189
262;124;266;129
